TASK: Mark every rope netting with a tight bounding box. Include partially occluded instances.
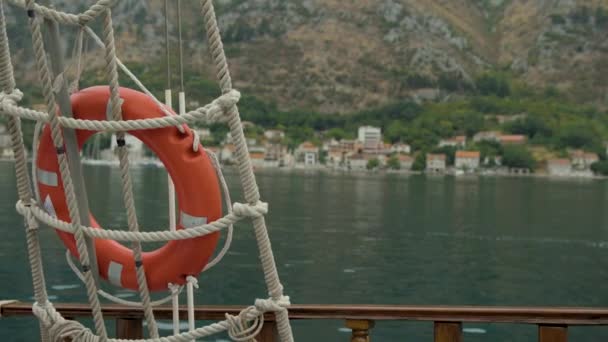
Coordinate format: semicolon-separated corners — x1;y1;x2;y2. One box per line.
0;0;294;341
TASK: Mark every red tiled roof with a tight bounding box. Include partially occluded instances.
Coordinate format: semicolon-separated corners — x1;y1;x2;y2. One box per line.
499;135;527;143
455;151;480;158
548;159;571;166
427;153;446;160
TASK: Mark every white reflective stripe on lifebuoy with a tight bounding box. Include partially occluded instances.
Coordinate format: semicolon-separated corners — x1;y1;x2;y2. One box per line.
37;168;58;187
180;211;207;228
108;261;123;287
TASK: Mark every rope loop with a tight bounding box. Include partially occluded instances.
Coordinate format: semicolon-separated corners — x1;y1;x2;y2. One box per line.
232;201;268;219
225;306;264;342
0;88;23;108
206;89;240;123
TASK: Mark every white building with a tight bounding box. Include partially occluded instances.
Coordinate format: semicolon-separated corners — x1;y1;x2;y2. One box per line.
391;143;411;154
196;128;212;141
296;142;319;166
264;130;285;142
426;154;446;172
0;124;12;159
547;159;572;177
455;151;480;171
358;126;382;151
439;136;467;148
398;155;414;170
473;131;501;143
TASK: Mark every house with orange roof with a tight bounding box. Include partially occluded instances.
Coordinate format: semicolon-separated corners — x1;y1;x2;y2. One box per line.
296;141;319;166
398;154;414;170
455;151;480;171
547;159;572;177
426;153;446;172
570;150;599;170
499;135;527;145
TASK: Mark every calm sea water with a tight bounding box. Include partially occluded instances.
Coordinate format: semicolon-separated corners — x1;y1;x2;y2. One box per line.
1;161;608;341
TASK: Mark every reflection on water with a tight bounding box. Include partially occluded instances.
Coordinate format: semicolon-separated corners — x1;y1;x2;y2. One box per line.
0;163;607;341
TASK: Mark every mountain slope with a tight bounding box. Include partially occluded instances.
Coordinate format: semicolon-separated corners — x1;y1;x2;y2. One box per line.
4;0;608;112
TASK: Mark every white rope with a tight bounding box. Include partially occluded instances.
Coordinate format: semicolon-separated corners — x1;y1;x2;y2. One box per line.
16;199;267;242
186;276;198;342
0;0;295;340
0;88;239;130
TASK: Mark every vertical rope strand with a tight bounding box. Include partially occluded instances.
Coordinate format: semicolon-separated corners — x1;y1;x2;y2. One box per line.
101;8;159;338
24;0;108;339
199;1;294;341
0;7;50;342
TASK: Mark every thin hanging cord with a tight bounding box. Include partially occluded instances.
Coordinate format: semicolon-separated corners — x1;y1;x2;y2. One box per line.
177;0;184;93
164;0;171;90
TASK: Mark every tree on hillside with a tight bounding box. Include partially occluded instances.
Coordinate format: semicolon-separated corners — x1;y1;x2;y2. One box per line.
412;153;426;171
556;122;602;150
502;146;536;170
505;117;552;140
476;72;511;97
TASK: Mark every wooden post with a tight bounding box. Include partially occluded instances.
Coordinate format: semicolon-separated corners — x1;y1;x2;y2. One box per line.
116;318;143;339
539;325;568;342
434;322;462;342
346;319;374;342
258;320;278;342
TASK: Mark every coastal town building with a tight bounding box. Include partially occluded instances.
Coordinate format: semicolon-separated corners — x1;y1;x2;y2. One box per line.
358;126;382;151
196;128;212;141
570;150;598;170
249;151;265;168
499;135;527;145
264;143;288;167
220;144;236;164
296;142;319;166
455;151;480;171
426;153;446;172
398;154;414;170
495;113;527;124
547;159;573;177
0;124;12;159
439;135;466;148
473;131;501;143
391;143;411;154
264;130;285;142
347;153;378;171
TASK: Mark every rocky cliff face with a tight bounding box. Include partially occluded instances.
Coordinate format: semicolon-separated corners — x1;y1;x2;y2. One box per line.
4;0;608;112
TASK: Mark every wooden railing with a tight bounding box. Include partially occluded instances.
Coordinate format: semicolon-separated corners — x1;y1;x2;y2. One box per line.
3;302;608;341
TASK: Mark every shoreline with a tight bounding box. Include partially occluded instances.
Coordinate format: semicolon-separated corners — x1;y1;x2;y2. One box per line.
2;158;605;181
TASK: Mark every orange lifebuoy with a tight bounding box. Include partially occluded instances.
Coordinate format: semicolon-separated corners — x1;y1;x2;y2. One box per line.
35;86;221;292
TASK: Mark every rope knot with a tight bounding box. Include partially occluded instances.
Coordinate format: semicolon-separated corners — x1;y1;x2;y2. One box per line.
225;306;264;342
217;89;241;110
186;275;199;289
254;296;290;313
232;201;268;218
0;88;23;108
34;301;98;341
